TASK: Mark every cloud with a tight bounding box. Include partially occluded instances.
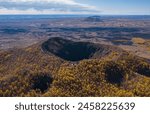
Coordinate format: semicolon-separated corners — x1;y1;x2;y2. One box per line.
0;0;101;14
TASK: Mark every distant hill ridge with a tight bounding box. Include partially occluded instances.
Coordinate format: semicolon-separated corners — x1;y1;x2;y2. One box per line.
84;16;102;22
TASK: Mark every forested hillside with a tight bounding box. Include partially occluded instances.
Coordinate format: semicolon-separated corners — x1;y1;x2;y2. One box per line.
0;38;150;97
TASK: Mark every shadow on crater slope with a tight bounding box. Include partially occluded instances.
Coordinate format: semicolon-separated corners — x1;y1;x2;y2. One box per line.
42;37;120;61
31;73;53;93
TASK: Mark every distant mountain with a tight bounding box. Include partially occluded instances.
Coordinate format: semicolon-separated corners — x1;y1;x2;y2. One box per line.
84;16;102;22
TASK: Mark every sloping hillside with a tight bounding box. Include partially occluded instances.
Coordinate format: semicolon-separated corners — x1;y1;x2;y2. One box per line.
0;37;150;97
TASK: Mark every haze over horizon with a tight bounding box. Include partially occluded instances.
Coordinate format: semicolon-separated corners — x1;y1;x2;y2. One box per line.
0;0;149;15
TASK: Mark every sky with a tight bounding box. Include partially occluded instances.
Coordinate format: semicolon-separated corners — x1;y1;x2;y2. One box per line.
0;0;149;15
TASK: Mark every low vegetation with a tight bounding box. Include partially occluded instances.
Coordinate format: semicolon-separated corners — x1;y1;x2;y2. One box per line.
132;37;146;44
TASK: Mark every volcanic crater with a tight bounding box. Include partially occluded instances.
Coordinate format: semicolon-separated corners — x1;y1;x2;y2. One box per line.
42;37;120;61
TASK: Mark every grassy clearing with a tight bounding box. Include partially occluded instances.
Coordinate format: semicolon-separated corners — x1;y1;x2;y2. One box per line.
132;37;146;44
